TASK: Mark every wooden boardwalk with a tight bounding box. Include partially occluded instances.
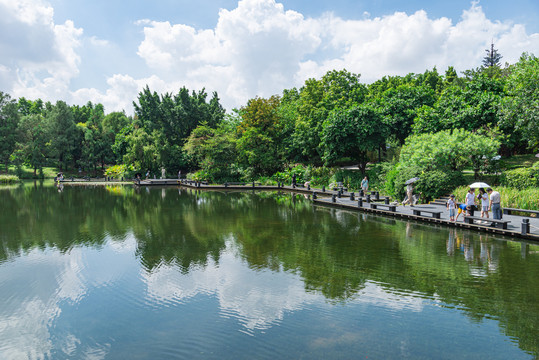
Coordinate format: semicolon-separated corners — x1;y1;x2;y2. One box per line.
134;179;539;242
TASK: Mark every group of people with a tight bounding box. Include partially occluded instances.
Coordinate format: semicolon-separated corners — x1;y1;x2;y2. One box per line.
446;187;502;222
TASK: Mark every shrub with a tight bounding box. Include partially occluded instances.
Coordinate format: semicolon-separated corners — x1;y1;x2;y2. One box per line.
390;165;464;202
104;164;134;179
415;170;465;201
500;165;539;189
384;167;400;197
0;174;20;184
298;166;335;188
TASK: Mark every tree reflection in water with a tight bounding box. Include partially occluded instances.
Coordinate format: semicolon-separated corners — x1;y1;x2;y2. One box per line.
0;184;538;356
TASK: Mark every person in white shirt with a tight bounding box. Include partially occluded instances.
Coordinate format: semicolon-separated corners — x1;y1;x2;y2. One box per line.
478;188;489;220
487;188;502;220
447;194;456;221
465;188;476;216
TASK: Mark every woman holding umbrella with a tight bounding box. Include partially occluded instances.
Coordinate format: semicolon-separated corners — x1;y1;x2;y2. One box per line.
467;182;490;217
402;177;419;206
478;188;490;221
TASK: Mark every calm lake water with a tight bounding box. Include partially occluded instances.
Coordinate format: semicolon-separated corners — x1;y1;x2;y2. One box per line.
1;183;538;359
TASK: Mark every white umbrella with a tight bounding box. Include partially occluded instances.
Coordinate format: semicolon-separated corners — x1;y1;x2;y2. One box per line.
405;177;420;185
469;182;490;189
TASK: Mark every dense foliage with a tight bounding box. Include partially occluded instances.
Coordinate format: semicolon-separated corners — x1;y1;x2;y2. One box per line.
1;51;538;200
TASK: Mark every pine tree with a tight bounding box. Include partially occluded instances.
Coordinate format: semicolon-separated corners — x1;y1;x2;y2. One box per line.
483;42;502;68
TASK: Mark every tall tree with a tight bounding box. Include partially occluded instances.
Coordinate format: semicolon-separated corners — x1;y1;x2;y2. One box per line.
45;101;78;170
17;114;47;176
375;84;436;145
0;92;20;171
483;42;503;68
321;104;388;174
500;53;539;150
413;73;504;134
237;96;282;178
292;69;367;164
132;86;225;172
102;112;131;163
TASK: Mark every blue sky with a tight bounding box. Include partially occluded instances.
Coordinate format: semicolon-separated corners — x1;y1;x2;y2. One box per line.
1;0;539;113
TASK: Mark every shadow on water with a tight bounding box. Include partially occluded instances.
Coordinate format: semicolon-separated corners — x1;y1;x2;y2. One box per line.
0;183;538;357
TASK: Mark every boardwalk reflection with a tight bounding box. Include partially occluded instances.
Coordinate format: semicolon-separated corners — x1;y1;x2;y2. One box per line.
0;185;538;357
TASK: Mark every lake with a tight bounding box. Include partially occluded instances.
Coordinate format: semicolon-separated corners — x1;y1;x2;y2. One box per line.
0;183;538;359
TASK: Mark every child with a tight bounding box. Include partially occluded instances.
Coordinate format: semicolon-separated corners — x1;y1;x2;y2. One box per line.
455;203;467;222
447;194;456;221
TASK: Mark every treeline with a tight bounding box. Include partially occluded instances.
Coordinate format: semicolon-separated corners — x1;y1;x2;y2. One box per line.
1;52;538;199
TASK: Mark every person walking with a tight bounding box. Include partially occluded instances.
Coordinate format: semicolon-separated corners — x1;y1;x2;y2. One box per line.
361;176;369;192
487;188;502;220
402;183;414;207
478;188;489;222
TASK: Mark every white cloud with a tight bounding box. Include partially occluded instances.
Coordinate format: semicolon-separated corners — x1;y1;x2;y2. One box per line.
120;0;539;110
1;0;539;113
142;240;429;333
135;0;321;108
0;0;82;101
142;239;315;332
0;235;137;359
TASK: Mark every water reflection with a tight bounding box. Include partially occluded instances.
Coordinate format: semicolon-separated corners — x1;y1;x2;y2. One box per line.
0;184;538;358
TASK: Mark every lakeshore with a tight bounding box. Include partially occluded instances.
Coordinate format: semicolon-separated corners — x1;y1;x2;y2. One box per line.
130;178;539;242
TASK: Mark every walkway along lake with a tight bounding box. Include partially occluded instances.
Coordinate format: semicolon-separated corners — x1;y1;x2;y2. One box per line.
153;178;539;241
1;183;538;359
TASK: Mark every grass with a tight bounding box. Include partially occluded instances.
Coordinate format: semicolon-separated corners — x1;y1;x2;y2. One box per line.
0;174;20;184
0;165;65;179
502;153;539;170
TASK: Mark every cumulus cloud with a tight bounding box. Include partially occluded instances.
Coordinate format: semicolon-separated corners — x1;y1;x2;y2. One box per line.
0;0;82;101
1;0;539;112
142;240;427;333
125;0;539;110
136;0;321;107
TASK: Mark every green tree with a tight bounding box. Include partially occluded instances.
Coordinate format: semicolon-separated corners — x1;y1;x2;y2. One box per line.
500;53;539;150
44;101;78;170
237;96;283;178
375;84;436;145
17;114;47;177
392;129;500;199
413;74;504;135
133;86;225;145
132;86;225;173
321;104;388;174
483;42;503;68
0;92;20;171
123;127;159;173
183;124;238;182
17;97;44;116
292;69;367;164
102;111;131;164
